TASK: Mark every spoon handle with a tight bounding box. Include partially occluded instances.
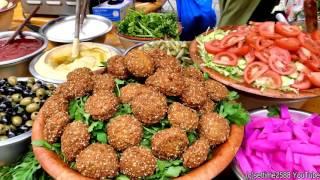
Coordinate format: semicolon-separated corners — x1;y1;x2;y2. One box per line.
72;0;81;59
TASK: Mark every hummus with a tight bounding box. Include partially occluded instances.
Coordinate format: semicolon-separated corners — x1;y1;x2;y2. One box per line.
34;42;119;81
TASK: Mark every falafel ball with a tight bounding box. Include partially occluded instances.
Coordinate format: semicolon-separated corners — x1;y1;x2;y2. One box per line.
61;121;90;161
92;74;115;93
107;55;129;79
205;80;229;101
182;138;210;168
107;115;143;151
120;146;157;178
199;112;230;146
119;83;155;104
131;91;167;124
198;100;216;115
181;78;207;108
146;49;182;73
43;111;70;143
168;102;199;131
151;127;189;160
146;69;185;96
54;80;92;100
41;95;68;119
76;144;119;179
182;66;204;81
66;67;93;82
85;92;119;120
124;49;155;77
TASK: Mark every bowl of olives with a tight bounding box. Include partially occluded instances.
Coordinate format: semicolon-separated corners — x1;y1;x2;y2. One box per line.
0;76;55;165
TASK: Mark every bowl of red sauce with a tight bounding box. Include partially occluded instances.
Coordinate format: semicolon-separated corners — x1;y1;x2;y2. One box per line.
0;31;48;77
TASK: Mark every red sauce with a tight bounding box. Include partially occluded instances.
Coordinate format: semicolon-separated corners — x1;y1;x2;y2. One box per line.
0;37;43;61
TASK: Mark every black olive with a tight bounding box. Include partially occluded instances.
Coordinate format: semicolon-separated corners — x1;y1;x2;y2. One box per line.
0;79;5;86
19;125;29;132
14;86;23;93
0;117;9;124
0;88;4;93
7;87;16;95
0;103;6;110
22;114;29;121
7;131;15;138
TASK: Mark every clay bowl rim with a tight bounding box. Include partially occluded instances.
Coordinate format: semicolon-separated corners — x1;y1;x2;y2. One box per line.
189;26;320;100
32;103;244;179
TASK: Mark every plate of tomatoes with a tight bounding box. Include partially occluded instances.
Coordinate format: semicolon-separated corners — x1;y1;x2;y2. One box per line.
190;22;320;99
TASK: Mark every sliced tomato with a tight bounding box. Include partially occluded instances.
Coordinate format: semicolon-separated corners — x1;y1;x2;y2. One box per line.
291;73;312;90
228;45;250;56
213;52;238;66
205;40;225;54
258;21;275;38
248;36;274;51
311;30;320;41
298;33;320;55
307;72;320;87
291;54;299;61
304;54;320;71
275;22;301;37
244;50;256;63
244;62;269;84
297;47;312;62
269;55;296;75
275;37;301;51
256;70;282;89
269;47;292;62
255;49;271;63
220;33;245;48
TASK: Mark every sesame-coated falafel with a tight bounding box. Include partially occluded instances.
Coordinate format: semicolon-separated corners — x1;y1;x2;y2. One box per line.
119;83;155;104
41;95;68;119
199;112;230;146
146;69;185;96
66;67;93;82
125;49;155;77
76;144;119;179
92;74;115;93
107;55;129;79
146;49;182;73
107;115;143;151
131;91;167;124
43;111;70;143
205;80;229;101
182;138;210;168
151;127;189;160
120;146;157;178
54;81;92;100
85;91;119;120
168;102;199;131
198;99;216;115
182;66;204;81
181;78;208;108
61;121;90;161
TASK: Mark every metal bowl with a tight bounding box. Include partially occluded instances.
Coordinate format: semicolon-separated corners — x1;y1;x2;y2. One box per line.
40;15;112;43
0;77;32;166
0;31;48;77
232;108;312;179
29;43;122;84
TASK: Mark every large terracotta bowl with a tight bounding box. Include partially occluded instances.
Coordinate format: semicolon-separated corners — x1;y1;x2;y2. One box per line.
32;109;244;179
189;29;320;100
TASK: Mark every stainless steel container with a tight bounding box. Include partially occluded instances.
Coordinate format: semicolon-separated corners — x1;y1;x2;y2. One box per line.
0;31;48;78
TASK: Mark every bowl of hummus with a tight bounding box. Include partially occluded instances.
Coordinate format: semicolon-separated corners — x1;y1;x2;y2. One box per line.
29;42;121;84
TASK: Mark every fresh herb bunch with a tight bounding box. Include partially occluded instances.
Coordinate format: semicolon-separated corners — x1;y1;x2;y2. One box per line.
117;10;179;39
0;149;51;180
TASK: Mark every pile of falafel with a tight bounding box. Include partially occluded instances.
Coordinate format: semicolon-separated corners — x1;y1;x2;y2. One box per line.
41;48;232;179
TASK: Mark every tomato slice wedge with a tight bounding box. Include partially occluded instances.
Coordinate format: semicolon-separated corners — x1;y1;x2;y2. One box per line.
228;45;250;56
244;62;269;84
297;47;312;62
221;33;245;48
275;37;301;51
307;72;320;87
256;70;282;89
291;73;312;90
213;52;238;66
258;21;275;38
304;54;320;72
269;56;296;75
311;30;320;41
275;22;301;37
205;40;225;54
255;49;271;63
298;33;320;55
244;50;256;63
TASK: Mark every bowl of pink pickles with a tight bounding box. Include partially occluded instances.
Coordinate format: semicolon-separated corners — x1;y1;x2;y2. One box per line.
233;105;320;180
